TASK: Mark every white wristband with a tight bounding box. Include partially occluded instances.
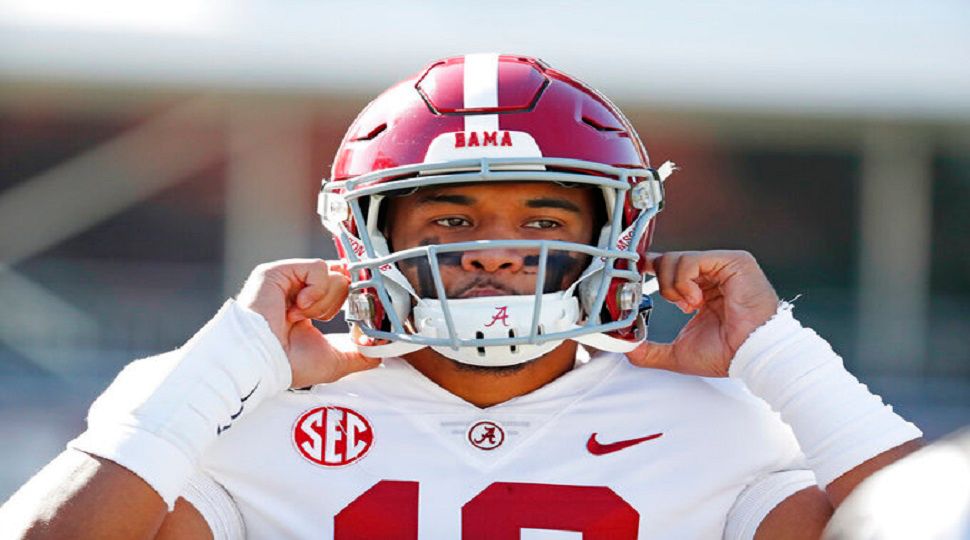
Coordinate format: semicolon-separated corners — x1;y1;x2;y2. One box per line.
69;300;291;509
729;302;922;487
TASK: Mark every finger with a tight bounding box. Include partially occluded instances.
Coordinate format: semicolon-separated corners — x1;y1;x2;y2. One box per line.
328;333;382;373
239;259;356;349
294;259;352;308
242;258;327;310
338;353;382;377
327;261;350;278
299;282;350;322
295;270;350;309
290;278;350;323
626;341;678;372
654;253;689;309
645;252;690;312
294;261;332;309
295;287;316;310
673;254;705;308
289;327;381;387
643;252;661;275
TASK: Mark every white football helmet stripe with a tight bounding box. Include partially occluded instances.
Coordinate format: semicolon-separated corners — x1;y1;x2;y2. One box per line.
462;53;500;132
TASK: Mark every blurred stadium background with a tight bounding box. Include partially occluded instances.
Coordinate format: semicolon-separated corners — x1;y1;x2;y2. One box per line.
1;0;967;501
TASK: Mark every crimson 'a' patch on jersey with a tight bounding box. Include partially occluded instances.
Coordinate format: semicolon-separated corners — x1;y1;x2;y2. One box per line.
467;420;505;451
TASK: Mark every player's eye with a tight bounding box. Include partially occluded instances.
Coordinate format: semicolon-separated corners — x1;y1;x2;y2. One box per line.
434;217;471;228
524;219;561;229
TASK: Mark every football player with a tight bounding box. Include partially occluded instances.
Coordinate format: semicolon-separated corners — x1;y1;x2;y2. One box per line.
0;54;922;539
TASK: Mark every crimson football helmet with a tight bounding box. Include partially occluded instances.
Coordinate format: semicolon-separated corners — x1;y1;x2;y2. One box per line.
319;54;673;366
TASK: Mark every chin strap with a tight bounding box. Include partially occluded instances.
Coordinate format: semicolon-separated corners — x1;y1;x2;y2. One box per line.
354;336;425;359
571;319;645;353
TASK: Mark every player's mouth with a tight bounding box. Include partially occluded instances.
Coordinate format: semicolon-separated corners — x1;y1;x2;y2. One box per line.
453;279;520;298
460;287;512;298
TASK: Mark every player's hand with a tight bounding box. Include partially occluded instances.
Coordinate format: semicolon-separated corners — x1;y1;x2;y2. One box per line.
626;250;779;377
236;259;380;388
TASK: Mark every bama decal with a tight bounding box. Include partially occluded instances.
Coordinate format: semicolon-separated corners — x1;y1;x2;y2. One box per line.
293;406;374;467
454;131;513;148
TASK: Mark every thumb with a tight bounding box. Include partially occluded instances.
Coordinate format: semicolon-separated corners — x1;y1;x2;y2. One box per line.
626;340;678;372
288;324;381;388
326;333;383;377
327;261;350;278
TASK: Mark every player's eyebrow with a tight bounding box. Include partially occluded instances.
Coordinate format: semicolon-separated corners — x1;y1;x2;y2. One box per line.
525;198;582;213
414;193;476;206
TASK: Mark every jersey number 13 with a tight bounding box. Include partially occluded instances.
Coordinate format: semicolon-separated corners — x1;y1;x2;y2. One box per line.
334;480;639;539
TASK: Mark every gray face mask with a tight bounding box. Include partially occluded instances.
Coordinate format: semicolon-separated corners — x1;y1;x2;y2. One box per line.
319;156;673;365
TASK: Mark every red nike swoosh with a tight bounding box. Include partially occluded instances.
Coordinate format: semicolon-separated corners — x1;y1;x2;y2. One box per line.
587;432;663;455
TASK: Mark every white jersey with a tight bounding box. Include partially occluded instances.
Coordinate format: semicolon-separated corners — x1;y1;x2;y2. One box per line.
184;351;813;539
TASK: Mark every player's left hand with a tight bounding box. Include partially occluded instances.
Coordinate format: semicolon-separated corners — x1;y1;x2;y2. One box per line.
626;250;779;377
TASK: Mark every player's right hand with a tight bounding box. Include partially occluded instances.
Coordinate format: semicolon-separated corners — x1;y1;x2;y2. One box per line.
236;259;380;388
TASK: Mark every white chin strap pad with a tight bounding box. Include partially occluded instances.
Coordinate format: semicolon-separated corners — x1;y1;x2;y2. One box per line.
412;292;581;367
353;287;647;366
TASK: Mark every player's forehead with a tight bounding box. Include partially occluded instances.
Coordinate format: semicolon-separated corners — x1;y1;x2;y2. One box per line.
390;181;597;212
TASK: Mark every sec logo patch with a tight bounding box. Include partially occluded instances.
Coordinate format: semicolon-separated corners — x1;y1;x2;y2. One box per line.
293;406;374;466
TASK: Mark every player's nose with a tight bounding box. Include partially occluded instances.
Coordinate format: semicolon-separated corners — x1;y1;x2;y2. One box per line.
460;249;525;273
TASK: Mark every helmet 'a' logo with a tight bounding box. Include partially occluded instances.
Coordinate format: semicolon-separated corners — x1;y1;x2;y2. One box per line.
293;406;373;467
455;131;513;148
483;306;511;328
468;420;505;450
